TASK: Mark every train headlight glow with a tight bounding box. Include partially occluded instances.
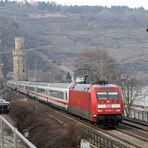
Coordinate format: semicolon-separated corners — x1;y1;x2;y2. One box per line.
93;115;97;117
116;109;120;112
98;109;103;112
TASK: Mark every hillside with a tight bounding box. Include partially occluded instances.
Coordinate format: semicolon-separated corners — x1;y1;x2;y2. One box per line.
1;2;148;83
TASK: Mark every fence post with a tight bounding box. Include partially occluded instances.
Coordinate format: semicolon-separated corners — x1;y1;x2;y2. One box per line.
134;110;136;119
0;118;4;148
142;112;144;121
13;128;17;148
80;139;90;148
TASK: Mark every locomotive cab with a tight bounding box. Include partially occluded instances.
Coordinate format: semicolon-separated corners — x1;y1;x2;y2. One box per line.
91;84;124;127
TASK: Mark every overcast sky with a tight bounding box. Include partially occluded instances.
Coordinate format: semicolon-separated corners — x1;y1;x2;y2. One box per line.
43;0;148;9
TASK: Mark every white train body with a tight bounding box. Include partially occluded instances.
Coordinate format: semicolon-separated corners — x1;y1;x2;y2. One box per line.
7;80;71;110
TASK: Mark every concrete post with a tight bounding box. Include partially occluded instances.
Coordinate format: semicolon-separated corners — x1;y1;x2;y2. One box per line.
0;119;4;148
80;139;90;148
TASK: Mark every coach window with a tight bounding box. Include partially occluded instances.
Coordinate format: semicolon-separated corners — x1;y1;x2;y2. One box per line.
29;87;34;91
48;90;52;97
49;90;64;99
64;93;67;100
53;91;56;97
19;85;24;89
48;90;51;96
59;92;64;99
49;90;58;98
37;88;45;94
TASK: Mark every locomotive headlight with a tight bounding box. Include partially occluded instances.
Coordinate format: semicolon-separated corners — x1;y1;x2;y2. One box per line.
98;109;103;112
116;109;120;112
93;115;97;117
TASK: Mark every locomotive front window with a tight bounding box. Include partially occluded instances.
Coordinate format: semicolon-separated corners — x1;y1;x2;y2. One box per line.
108;92;118;100
97;92;108;100
97;92;118;100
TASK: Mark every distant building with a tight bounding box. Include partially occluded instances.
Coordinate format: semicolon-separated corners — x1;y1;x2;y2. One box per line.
13;37;27;81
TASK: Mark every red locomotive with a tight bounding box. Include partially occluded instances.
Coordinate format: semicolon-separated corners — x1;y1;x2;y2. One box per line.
7;80;124;127
69;83;124;126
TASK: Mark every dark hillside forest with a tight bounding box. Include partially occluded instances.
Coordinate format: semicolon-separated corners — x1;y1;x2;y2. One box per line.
1;1;148;83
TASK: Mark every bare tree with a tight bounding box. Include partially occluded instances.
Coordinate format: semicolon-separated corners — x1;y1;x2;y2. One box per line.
75;49;117;83
118;74;141;117
38;71;55;82
66;72;72;82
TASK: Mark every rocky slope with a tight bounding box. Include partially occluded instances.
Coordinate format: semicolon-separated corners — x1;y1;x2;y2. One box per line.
1;3;148;83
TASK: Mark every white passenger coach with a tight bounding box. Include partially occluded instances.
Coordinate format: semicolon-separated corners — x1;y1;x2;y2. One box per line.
7;81;73;110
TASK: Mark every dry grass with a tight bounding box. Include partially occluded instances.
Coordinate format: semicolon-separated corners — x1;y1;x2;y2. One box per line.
6;90;85;148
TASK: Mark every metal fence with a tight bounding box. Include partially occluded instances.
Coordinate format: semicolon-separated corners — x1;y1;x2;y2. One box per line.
129;109;148;122
0;116;37;148
82;127;128;148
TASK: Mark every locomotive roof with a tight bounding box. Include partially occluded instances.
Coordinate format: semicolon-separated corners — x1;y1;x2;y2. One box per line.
71;83;117;91
71;84;92;91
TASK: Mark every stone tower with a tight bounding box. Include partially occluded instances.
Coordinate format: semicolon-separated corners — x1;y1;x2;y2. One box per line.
13;37;27;81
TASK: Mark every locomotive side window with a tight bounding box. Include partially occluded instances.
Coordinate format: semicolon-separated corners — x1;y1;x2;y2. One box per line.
97;92;118;100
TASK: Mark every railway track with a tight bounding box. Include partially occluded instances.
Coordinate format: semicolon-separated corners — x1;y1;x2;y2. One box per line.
117;126;148;142
105;129;147;148
122;117;148;131
47;106;148;148
118;120;148;141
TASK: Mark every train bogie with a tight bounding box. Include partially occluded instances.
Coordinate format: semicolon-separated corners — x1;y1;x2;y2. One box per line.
97;115;123;126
